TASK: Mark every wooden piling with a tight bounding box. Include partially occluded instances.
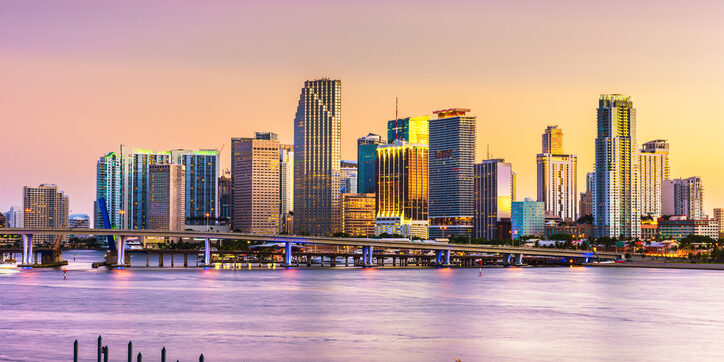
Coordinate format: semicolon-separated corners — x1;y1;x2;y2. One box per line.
159;253;164;267
184;254;188;267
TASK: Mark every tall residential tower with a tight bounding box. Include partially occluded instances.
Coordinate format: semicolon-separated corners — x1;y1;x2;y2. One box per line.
536;126;577;220
593;94;640;239
639;140;670;217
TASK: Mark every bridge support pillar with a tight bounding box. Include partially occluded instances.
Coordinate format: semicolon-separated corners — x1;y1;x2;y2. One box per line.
367;246;374;266
436;250;442;265
21;234;35;266
515;254;523;265
503;254;512;266
283;241;293;267
116;236;128;267
444;250;451;266
203;238;211;266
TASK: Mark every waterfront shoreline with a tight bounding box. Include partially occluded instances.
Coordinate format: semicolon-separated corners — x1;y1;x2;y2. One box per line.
585;261;724;271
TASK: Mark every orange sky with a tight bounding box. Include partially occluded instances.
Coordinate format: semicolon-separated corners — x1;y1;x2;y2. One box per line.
1;0;723;217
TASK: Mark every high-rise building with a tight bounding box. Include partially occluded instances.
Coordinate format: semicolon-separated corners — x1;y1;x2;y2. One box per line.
511;198;545;239
713;208;724;237
387;115;430;144
279;145;294;234
231;133;280;234
579;172;594;218
474;159;515;240
218;169;231;222
536;125;577;220
293;79;342;236
662;177;704;220
357;133;384;194
593;94;640;239
341;160;358;194
375;140;429;239
342;193;376;237
94;152;122;229
23;184;69;243
4;205;24;228
148;164;186;231
639;140;670;217
120;146;172;230
428;108;476;239
171;149;219;225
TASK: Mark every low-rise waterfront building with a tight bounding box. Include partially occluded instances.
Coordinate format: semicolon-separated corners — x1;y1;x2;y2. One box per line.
658;216;718;240
342;193;376;237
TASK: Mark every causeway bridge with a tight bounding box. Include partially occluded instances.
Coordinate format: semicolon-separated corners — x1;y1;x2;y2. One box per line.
0;228;621;268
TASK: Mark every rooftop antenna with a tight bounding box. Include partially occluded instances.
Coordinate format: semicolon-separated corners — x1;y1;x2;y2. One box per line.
487;144;490;160
395;97;398;120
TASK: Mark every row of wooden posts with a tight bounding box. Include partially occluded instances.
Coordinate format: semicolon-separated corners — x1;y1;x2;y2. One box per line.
73;335;204;362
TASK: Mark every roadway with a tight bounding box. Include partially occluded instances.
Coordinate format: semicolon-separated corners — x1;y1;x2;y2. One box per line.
0;228;621;259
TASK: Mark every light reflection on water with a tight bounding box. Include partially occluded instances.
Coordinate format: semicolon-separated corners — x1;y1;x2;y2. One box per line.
0;250;723;361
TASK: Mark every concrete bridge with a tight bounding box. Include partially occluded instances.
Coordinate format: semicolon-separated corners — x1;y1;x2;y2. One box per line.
0;228;621;268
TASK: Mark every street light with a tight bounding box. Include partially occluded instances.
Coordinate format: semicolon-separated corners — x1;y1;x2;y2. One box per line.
119;210;125;230
205;212;210;232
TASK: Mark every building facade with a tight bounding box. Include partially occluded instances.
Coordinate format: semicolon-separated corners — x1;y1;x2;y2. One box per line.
639;140;670;217
428;108;476;239
387;115;429;144
279;145;294;233
4;206;24;228
714;208;724;237
662;177;704;220
171;149;219;225
341;160;358;194
536;125;577;221
474;159;515;240
293;79;342;236
120;146;173;230
342;193;376;237
511;199;545;239
231;133;281;234
375;140;429;239
579;172;594;218
659;216;718;240
218;169;231;222
593;94;641;239
357;133;383;194
148;164;186;231
23;184;69;243
95;152;123;229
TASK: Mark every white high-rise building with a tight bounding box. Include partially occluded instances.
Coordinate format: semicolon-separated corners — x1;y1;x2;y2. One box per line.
593;94;640;239
662;177;704;220
5;205;24;228
95;152;122;229
536;125;577;221
280;144;294;233
293;79;342;236
23;184;70;243
639;140;670;217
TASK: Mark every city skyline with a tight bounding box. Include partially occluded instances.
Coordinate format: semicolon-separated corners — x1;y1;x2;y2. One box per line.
2;1;724;218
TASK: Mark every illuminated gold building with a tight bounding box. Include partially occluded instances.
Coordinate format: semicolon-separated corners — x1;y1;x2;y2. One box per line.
536;125;577;220
387;115;430;144
375;140;428;239
342;193;376;237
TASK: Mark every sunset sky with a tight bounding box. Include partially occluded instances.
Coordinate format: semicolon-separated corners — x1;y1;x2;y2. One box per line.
1;0;723;218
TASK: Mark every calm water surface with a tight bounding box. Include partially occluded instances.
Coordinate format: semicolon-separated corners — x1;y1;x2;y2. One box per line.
1;250;723;361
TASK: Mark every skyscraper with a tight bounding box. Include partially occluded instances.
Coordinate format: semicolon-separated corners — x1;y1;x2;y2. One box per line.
428;108;476;239
357;133;384;194
639;140;670;217
23;184;69;243
95;152;122;229
171;149;219;225
231;133;280;234
387;115;429;144
536;125;577;220
293;79;342;236
714;208;724;237
593;94;640;239
148;164;186;231
474;159;515;240
662;177;704;220
279;144;294;234
120;146;172;230
3;206;23;228
375;140;429;239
